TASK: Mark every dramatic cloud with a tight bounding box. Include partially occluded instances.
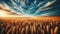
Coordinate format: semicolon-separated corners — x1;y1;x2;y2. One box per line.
0;0;60;17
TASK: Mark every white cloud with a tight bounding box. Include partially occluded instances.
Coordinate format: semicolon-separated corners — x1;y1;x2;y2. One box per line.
35;0;56;14
10;0;25;14
45;0;56;7
40;12;55;16
11;0;17;6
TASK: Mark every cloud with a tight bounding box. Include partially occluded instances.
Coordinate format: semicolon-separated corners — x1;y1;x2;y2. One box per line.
40;12;55;16
35;0;56;14
0;3;11;10
0;3;20;15
10;0;25;14
45;0;56;7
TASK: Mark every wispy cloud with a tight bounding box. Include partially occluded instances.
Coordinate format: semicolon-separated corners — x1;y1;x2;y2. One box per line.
0;3;19;15
10;0;25;14
40;12;55;16
35;0;56;14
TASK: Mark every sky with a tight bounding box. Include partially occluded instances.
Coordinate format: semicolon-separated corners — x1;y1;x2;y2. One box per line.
0;0;60;16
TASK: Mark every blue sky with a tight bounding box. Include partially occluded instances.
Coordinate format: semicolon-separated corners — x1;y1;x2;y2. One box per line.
0;0;60;16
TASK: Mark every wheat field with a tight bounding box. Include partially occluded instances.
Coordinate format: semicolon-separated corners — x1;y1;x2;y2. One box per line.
0;17;60;34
